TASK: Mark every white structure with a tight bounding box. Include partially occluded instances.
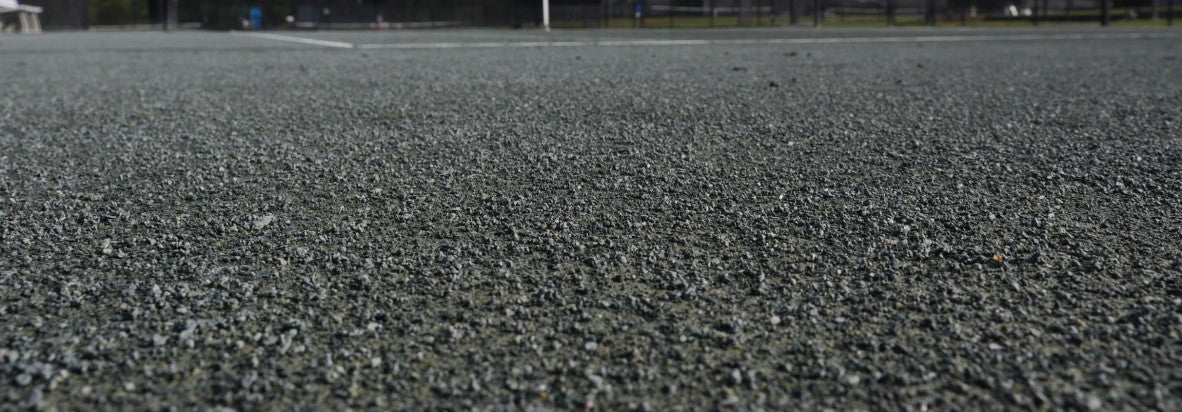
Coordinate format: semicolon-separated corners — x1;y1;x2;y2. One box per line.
543;0;551;31
0;0;42;33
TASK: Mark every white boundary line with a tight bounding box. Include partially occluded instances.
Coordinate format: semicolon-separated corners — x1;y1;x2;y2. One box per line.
355;32;1179;50
231;31;355;49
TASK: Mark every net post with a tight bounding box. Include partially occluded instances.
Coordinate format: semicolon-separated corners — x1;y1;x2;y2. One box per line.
543;0;551;31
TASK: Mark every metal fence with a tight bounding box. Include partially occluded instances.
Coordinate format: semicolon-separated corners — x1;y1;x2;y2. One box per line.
549;0;1176;28
27;0;1179;30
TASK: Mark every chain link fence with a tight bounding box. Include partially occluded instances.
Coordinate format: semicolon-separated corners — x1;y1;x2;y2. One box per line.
550;0;1175;28
26;0;1179;30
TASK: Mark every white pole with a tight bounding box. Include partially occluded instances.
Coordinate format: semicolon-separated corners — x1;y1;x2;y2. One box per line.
543;0;551;31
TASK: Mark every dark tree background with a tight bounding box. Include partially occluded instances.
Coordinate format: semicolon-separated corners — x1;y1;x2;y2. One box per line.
23;0;545;29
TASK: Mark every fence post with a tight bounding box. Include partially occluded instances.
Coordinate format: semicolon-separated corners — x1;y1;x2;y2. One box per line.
1169;0;1175;25
887;0;895;26
926;0;936;25
814;0;821;26
602;0;607;28
167;0;178;30
639;1;646;28
790;0;798;24
155;0;163;28
1101;0;1110;25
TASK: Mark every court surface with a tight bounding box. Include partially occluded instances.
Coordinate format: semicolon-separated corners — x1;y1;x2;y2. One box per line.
1;28;1180;409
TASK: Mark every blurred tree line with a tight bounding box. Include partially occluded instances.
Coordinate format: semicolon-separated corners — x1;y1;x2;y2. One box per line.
89;0;146;25
74;0;540;28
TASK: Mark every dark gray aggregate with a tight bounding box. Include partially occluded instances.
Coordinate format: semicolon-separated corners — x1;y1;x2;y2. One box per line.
1;28;1181;410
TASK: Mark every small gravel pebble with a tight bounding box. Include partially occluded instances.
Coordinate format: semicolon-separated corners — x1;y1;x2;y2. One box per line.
250;215;275;230
24;388;44;409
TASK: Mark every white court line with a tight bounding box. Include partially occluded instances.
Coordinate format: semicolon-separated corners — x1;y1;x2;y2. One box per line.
356;32;1180;49
231;31;355;49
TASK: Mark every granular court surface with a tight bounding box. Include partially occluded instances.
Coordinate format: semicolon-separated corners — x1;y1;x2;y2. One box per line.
1;27;1180;409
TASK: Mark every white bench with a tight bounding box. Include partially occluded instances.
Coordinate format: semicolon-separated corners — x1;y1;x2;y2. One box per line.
0;0;42;33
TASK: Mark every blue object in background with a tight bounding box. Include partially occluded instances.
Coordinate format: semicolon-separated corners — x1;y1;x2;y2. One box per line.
249;6;262;30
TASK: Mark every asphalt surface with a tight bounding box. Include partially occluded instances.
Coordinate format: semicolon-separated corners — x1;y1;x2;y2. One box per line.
1;28;1181;410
